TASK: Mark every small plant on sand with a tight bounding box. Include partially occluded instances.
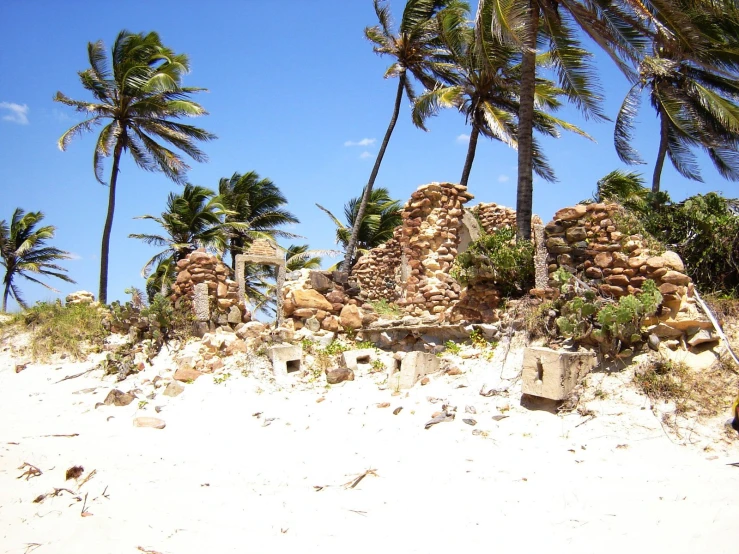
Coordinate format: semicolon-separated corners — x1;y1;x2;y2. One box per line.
138;400;148;409
369;299;402;318
444;340;461;355
371;358;385;373
301;338;316;353
355;340;375;350
213;372;232;385
22;301;108;361
469;329;487;348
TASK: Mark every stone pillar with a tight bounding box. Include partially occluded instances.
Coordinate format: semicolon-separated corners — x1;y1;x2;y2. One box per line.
193;283;210;322
533;223;548;290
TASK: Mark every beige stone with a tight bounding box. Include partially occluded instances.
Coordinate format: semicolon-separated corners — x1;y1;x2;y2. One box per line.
339;304;363;329
554;205;587;221
660;270;690;286
594;252;613;268
292;289;333;311
174;367;203;382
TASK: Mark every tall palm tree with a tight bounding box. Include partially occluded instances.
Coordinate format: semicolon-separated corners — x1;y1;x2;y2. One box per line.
0;209;75;311
343;0;464;272
413;5;590;187
614;0;739;192
318;186;402;269
478;0;649;240
217;171;300;269
55;30;215;303
129;184;232;277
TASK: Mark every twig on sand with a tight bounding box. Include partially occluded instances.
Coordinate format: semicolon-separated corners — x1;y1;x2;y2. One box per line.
17;462;43;481
348;509;368;516
80;492;92;517
33;488;79;504
343;469;378;489
55;367;97;384
137;547;163;554
575;415;596;428
23;543;42;554
40;434;79;438
77;469;97;490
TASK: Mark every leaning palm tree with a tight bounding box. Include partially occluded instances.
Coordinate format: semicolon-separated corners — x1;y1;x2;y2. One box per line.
413;5;590;187
477;0;650;239
217;171;300;269
343;0;465;272
615;0;739;192
318;186;402;269
129;184;232;277
55;30;215;303
0;209;75;311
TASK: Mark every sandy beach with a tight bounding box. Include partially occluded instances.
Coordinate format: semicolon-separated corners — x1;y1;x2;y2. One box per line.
2;332;738;554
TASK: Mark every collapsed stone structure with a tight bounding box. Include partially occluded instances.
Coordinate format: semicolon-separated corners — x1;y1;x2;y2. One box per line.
541;203;705;336
170;249;250;333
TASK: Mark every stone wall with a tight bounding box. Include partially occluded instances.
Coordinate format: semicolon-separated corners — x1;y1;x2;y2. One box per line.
171;249;251;329
350;236;403;302
471;202;544;234
544;203;692;306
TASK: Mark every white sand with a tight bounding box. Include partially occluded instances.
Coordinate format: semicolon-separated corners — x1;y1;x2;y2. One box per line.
2;338;739;554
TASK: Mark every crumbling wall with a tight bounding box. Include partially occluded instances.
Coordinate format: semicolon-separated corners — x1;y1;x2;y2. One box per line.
543;203;693;307
171;249;250;329
471;203;543;234
350;236;403;302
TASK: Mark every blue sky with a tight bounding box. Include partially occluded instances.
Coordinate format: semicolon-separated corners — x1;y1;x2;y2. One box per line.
0;0;734;310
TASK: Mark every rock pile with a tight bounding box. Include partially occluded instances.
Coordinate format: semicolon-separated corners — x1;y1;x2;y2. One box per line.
170;249;250;329
471;203;543;234
65;291;95;305
283;269;380;332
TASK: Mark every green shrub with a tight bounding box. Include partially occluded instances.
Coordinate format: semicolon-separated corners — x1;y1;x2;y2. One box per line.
451;227;534;297
553;274;662;359
369;299;402;318
21;302;108;361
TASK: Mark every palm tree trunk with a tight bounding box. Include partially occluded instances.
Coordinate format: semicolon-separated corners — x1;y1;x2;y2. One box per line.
460;125;480;188
342;73;406;274
515;1;539;242
99;137;125;304
652;109;669;194
2;279;9;312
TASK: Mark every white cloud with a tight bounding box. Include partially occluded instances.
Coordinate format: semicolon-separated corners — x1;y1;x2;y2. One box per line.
498;174;510;183
344;138;376;147
456;134;469;143
359;151;372;159
0;102;29;125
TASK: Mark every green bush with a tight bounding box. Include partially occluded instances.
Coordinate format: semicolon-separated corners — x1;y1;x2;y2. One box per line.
553;271;662;358
21;301;108;360
451;227;534;297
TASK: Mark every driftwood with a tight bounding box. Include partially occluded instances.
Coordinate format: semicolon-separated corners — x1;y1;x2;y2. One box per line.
694;289;739;368
55;367;97;384
17;463;42;481
343;469;378;489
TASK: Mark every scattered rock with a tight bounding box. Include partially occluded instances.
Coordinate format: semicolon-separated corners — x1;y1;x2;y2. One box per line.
377;402;391;408
103;389;135;407
393;407;403;415
163;380;185;397
174;367;203;382
325;367;354;384
133;417;166;429
463;418;477;426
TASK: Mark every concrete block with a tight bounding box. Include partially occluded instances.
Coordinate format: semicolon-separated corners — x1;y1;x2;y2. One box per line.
267;344;302;379
193;283;210;322
388;351;440;390
521;347;596;401
341;348;377;371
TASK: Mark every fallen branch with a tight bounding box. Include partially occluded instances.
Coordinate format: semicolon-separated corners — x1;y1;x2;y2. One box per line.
40;434;79;438
55;367;97;384
17;462;42;481
33;488;79;504
694;289;739;368
77;469;97;491
343;469;378;489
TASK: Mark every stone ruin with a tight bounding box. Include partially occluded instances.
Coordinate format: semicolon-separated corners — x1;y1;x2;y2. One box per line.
170;249;251;335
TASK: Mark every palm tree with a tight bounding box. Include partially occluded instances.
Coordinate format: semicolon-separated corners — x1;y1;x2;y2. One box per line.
477;0;650;240
217;171;300;269
413;5;590;187
144;256;176;301
55;30;215;303
614;0;739;192
285;244;324;271
129;184;232;277
343;0;464;273
0;209;75;311
318;186;402;269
